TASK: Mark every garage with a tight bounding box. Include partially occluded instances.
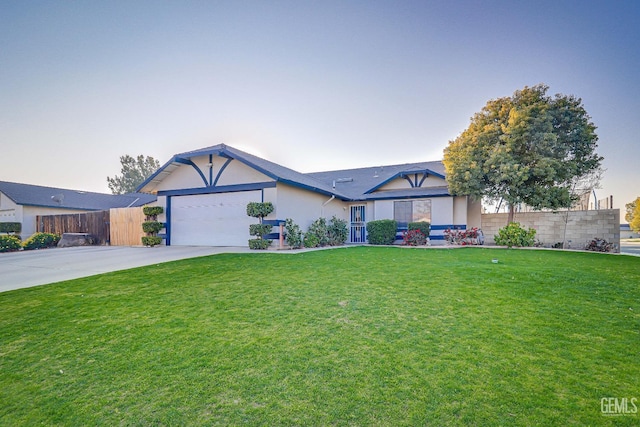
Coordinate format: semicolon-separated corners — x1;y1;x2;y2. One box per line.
170;191;261;246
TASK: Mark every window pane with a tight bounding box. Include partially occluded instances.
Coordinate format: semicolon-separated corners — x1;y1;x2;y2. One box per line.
413;200;431;223
394;201;412;224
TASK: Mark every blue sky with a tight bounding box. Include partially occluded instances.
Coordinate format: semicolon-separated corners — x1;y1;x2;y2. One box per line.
1;1;638;213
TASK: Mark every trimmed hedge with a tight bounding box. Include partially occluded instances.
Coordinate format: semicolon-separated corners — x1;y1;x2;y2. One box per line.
246;202;274;219
143;206;164;217
22;233;60;250
408;221;430;237
0;235;22;252
494;222;536;248
0;222;21;234
366;220;398;245
248;239;272;250
142;221;164;234
142;236;163;247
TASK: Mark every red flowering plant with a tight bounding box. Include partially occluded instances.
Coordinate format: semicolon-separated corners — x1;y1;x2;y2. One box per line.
444;227;483;245
402;229;427;246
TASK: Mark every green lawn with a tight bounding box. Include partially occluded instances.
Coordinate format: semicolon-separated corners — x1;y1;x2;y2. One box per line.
1;247;638;426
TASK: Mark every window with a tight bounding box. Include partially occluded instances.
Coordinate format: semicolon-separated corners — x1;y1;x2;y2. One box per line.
393;199;431;224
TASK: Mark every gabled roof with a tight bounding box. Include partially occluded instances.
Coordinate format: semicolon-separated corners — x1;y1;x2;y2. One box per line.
138;144;351;199
305;161;448;200
137;143;450;201
0;181;156;210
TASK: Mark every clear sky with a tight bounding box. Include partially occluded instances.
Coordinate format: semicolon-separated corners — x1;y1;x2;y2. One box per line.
1;1;638;214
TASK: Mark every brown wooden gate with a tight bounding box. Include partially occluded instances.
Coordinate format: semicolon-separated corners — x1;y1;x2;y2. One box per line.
37;211;111;244
109;207;146;246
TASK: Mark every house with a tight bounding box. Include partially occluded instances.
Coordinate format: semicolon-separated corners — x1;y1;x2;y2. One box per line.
0;181;156;238
137;144;481;246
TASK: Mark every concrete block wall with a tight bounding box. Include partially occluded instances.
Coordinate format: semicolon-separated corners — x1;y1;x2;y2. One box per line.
481;209;620;252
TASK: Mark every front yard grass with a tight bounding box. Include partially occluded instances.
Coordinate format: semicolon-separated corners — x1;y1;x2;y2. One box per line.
1;247;638;425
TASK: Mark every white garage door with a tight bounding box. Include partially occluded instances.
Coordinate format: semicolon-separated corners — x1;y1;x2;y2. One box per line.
170;191;261;246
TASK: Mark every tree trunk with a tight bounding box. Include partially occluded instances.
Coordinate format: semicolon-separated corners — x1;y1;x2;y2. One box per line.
507;204;515;224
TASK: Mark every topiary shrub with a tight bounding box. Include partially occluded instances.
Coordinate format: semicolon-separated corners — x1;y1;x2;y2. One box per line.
142;206;165;247
141;236;163;247
247;202;274;250
366;219;398;245
408;221;430;237
0;235;22;252
143;206;164;217
22;233;60;250
0;222;21;234
142;221;164;234
327;216;348;246
494;222;536;248
284;218;303;249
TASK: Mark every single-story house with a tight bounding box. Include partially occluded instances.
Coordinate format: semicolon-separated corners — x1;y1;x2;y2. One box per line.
137;144;481;246
0;181;156;238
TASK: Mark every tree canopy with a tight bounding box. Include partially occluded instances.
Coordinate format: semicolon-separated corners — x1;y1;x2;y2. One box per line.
443;84;603;223
625;198;638;224
629;198;640;232
107;155;160;195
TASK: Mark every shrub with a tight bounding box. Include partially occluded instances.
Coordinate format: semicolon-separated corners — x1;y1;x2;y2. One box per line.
303;233;320;248
141;236;163;247
403;229;427;246
0;235;22;252
247;202;275;250
494;222;536;248
143;206;164;218
142;221;164;234
249;224;273;237
306;218;329;247
366;220;397;245
327;216;348;246
444;227;483;246
585;238;614;252
22;233;60;250
0;222;21;234
246;202;274;219
284;218;303;249
248;239;272;250
408;222;430;237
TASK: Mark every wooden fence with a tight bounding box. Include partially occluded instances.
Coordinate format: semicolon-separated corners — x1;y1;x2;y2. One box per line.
109;207;146;246
37;211;111;244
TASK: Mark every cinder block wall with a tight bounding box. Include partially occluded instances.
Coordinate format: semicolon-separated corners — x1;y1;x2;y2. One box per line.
481;209;620;252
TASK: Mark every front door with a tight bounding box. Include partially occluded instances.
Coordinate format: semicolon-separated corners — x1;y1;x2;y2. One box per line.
350;205;366;243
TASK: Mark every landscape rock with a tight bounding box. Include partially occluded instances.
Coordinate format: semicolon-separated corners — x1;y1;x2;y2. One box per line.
57;233;97;248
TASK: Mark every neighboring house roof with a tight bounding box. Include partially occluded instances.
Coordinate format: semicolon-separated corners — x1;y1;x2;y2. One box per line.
0;181;156;210
138;143;450;201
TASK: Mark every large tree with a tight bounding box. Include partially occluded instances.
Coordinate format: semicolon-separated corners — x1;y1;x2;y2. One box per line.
107;155;160;194
625;198;638;224
443;84;603;223
629;198;640;232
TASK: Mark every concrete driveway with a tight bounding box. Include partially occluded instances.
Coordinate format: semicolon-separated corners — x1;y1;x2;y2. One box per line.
0;246;252;293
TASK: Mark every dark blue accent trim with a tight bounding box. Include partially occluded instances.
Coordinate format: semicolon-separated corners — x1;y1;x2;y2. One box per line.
278;178;340;198
263;219;286;226
175;157;208;187
158;181;276;197
165;196;172;246
430;224;467;230
363;192;451;201
208;154;213;185
213;157;233;187
418;173;428;187
264;232;280;240
364;168;446;194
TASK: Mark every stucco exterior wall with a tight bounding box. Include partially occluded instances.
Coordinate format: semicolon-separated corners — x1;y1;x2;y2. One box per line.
378;174;446;191
0;192;20;224
153;156;273;192
481;209;620;252
275;183;347;230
